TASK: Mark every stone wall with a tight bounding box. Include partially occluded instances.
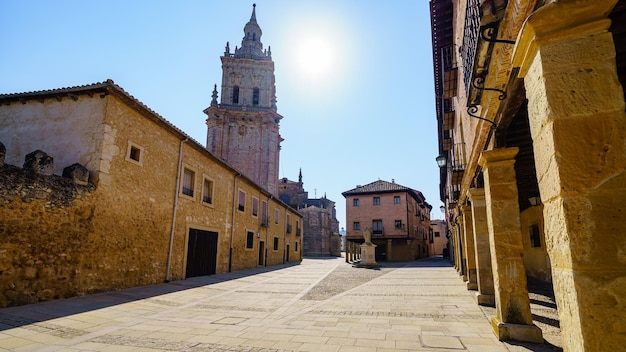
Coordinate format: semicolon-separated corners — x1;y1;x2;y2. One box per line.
0;85;302;308
0;158;96;307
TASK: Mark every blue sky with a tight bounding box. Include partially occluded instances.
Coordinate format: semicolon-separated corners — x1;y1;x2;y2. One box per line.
0;1;443;228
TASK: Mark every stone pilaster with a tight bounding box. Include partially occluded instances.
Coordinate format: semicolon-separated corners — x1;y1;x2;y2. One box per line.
461;205;477;290
453;222;464;278
456;216;468;282
467;188;495;306
480;148;542;343
513;1;626;349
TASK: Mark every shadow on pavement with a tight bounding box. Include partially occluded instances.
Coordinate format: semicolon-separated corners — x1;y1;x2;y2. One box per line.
0;261;302;332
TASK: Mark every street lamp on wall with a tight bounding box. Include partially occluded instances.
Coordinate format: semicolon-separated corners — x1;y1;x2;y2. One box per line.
436;155;447;168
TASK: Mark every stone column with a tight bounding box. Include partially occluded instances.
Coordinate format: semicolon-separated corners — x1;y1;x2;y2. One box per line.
461;205;477;290
455;223;465;278
467;188;495;306
479;148;542;343
513;2;626;349
456;216;468;282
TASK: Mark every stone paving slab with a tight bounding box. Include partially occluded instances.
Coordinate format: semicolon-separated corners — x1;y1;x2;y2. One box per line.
0;256;556;351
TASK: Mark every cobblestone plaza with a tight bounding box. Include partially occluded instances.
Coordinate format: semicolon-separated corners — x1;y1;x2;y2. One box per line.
0;257;557;351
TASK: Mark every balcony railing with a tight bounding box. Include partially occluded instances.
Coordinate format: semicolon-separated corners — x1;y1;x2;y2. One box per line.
461;0;480;94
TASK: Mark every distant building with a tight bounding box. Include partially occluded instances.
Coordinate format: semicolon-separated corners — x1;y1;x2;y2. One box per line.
278;170;341;257
342;179;432;261
429;219;447;256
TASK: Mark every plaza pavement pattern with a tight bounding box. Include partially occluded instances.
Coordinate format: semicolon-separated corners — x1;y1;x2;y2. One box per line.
0;256;559;352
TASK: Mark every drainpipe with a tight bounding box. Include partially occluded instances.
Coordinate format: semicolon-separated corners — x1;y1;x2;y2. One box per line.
229;173;240;272
166;138;187;282
284;207;288;263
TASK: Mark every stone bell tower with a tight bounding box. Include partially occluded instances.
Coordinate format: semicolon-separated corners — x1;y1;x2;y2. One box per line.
204;4;282;195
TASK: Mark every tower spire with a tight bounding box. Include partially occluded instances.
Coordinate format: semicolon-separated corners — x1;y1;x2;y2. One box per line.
234;3;268;60
250;3;257;23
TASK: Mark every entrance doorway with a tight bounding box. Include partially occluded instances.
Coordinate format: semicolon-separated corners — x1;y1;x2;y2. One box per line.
185;229;218;278
286;244;290;262
258;241;265;266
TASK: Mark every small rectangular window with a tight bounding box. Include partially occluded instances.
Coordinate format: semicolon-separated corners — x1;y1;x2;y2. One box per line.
353;198;359;206
353;222;360;230
238;190;246;212
252;197;259;217
232;86;240;104
202;178;214;204
395;220;403;229
295;241;298;251
130;146;140;161
274;209;279;224
182;168;195;197
125;141;144;166
261;201;268;225
373;197;380;206
253;87;260;106
530;224;541;248
273;237;279;251
434;231;440;237
246;230;254;249
286;214;292;233
372;220;383;234
394;196;401;204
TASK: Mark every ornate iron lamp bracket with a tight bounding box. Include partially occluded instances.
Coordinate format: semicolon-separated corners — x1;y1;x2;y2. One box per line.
472;74;507;101
467;105;496;128
480;22;516;45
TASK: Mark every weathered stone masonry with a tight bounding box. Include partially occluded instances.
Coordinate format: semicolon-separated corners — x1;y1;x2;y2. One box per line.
0;150;97;307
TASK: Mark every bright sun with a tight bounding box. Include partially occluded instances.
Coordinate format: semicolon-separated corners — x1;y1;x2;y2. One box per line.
295;36;334;79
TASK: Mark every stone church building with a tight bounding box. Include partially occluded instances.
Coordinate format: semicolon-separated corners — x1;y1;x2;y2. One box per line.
278;170;341;257
204;4;281;196
0;5;302;307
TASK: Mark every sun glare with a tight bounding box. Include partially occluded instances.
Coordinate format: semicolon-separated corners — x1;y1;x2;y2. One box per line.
296;36;334;78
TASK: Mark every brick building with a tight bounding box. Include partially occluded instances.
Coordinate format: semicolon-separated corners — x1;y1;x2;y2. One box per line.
431;0;626;349
342;179;432;261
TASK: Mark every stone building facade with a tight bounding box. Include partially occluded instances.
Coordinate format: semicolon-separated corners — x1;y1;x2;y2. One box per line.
431;0;626;349
342;180;432;261
204;4;282;195
278;171;341;257
0;81;302;307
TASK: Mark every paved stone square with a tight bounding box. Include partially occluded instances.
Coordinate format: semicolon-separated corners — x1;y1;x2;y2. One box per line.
0;257;556;351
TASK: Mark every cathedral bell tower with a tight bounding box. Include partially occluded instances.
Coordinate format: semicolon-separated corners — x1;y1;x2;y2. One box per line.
204;4;282;195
